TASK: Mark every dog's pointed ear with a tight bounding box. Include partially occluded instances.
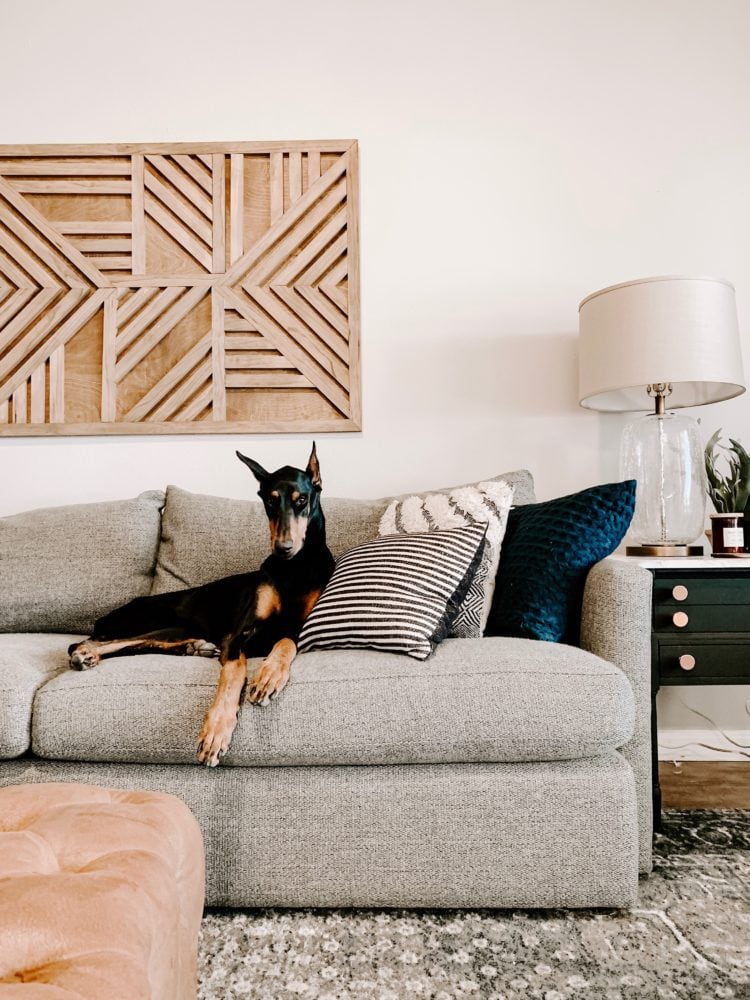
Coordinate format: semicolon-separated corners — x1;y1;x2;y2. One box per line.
236;451;270;483
306;441;322;490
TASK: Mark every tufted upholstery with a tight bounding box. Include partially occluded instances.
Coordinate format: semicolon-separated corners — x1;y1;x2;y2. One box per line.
0;783;204;999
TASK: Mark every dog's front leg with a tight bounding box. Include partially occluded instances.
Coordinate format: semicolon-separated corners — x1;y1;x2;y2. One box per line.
197;651;247;767
247;638;297;705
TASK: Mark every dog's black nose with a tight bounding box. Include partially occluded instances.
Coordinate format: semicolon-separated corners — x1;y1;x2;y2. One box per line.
275;540;294;556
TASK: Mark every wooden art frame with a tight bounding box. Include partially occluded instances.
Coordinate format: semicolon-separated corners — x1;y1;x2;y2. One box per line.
0;140;360;435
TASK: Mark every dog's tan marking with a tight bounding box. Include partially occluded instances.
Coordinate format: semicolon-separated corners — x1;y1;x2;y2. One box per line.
288;514;308;553
291;489;300;501
255;582;281;619
271;490;279;498
197;652;247;767
247;638;297;705
270;512;308;556
268;516;280;549
301;587;322;620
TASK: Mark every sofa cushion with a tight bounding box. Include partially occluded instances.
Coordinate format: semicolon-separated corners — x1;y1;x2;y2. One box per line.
378;480;514;637
151;470;535;594
31;636;634;767
0;492;164;634
486;480;636;645
0;634;83;758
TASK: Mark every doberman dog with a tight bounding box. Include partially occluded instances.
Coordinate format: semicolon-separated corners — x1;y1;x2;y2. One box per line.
67;444;334;767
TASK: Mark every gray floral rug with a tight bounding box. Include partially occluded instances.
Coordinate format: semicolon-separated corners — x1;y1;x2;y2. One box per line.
199;810;750;1000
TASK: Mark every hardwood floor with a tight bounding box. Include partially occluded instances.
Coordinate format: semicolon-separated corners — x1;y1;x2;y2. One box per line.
660;761;750;808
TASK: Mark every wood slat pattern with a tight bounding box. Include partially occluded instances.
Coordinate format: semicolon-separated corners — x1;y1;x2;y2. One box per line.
0;141;360;435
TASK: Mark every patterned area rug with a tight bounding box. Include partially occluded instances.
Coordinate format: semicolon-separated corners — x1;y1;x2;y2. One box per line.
199;810;750;1000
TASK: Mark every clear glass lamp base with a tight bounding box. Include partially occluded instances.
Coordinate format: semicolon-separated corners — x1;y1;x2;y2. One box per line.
620;411;706;551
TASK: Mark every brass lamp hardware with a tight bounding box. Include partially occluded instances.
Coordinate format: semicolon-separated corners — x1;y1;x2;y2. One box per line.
672;611;689;628
678;654;696;671
672;585;689;601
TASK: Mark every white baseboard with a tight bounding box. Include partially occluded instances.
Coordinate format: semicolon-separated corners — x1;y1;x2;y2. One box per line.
657;728;750;762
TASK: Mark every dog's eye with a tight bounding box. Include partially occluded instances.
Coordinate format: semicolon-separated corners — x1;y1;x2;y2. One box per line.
296;495;308;508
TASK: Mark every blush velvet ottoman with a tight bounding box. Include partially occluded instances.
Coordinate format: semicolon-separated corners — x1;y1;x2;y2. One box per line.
0;784;204;999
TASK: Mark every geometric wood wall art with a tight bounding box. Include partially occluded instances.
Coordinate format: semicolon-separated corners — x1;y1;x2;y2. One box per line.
0;140;360;434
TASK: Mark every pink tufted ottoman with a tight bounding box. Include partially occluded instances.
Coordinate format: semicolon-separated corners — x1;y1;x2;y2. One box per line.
0;783;205;999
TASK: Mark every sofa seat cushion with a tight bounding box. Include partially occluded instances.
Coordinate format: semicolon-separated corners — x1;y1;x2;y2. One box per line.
0;634;83;759
31;637;634;767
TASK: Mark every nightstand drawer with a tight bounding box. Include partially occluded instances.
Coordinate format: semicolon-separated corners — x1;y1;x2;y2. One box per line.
658;640;750;684
654;604;750;633
653;575;750;606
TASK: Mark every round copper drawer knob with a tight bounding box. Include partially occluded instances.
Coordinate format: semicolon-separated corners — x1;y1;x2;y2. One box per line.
672;585;689;601
679;654;696;671
672;611;689;628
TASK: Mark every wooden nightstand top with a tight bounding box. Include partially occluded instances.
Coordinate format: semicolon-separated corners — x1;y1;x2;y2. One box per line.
610;553;750;570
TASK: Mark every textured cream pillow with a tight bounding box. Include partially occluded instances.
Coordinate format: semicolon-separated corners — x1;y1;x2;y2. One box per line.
379;480;514;637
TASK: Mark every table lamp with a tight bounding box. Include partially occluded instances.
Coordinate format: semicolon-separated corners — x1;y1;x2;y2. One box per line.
578;275;745;556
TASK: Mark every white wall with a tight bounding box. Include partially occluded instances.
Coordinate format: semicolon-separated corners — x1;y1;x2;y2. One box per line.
1;0;749;757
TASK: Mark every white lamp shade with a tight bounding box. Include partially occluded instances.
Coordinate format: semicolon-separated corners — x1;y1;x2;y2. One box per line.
578;275;745;411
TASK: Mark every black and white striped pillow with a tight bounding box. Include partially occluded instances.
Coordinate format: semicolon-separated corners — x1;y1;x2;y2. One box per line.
298;522;487;660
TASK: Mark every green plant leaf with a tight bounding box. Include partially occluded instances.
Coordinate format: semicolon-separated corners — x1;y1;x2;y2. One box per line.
705;429;750;513
730;438;750;511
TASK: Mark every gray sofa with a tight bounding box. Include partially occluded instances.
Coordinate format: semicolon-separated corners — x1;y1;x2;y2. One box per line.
0;470;653;909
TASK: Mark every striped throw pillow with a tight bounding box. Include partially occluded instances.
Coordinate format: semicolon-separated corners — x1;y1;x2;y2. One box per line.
378;480;514;638
298;522;487;660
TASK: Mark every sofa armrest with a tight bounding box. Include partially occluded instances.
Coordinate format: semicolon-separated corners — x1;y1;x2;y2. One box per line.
580;556;653;872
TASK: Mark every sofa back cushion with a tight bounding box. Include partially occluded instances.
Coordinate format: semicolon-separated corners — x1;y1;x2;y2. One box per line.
152;470;535;594
0;491;164;634
152;488;398;593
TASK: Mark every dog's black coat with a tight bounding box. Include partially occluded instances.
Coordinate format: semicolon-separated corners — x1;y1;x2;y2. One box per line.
90;516;333;659
67;446;334;766
69;451;334;662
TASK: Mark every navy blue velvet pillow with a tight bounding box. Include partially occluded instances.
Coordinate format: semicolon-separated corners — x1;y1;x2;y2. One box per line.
484;480;636;645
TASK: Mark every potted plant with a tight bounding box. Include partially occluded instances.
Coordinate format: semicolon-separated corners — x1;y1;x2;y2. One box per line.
704;429;750;555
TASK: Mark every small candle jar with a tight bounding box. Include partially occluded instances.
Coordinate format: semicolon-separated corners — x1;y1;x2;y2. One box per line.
709;512;748;556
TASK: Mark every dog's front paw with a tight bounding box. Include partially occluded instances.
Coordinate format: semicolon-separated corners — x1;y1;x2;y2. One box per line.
247;657;290;705
196;709;237;767
68;641;100;671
